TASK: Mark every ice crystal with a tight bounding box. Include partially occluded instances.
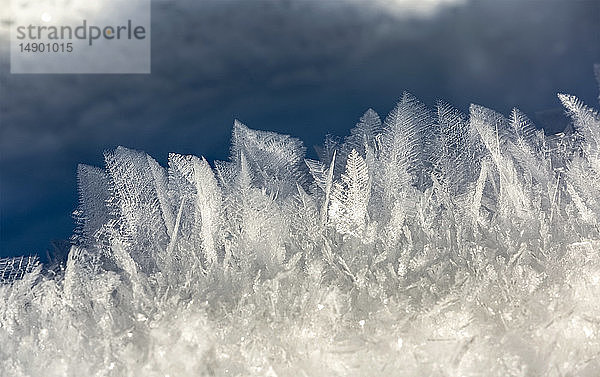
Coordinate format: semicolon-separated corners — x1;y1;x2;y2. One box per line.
0;256;39;284
2;71;600;376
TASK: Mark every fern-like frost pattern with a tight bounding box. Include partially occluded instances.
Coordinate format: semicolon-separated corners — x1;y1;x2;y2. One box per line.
2;74;600;376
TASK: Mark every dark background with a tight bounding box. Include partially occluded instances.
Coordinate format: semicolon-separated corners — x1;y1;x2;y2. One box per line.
1;0;599;259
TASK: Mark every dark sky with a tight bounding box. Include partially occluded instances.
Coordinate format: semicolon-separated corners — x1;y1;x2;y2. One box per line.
1;0;599;258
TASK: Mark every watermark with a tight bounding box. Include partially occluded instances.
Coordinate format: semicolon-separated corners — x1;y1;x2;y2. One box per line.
11;0;151;74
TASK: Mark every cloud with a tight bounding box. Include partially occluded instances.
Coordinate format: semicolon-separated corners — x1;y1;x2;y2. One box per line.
346;0;467;17
0;0;599;256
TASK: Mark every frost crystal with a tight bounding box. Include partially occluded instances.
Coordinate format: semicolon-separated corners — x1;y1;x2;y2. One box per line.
3;71;600;376
0;256;39;284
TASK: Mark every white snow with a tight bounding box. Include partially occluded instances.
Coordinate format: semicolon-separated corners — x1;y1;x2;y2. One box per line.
2;75;600;376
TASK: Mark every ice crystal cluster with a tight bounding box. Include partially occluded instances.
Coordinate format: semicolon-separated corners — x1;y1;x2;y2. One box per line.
2;69;600;376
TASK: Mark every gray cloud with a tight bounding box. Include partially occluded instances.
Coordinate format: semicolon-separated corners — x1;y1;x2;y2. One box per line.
0;0;599;256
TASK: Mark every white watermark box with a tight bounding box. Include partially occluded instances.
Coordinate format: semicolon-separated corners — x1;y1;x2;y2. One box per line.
10;0;151;74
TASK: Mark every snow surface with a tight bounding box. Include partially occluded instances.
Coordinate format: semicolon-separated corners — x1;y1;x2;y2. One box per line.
2;69;600;376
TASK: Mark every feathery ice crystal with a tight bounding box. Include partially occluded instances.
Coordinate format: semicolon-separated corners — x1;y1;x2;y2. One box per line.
2;68;600;376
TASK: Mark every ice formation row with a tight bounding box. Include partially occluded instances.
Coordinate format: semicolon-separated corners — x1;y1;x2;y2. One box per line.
1;67;600;376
